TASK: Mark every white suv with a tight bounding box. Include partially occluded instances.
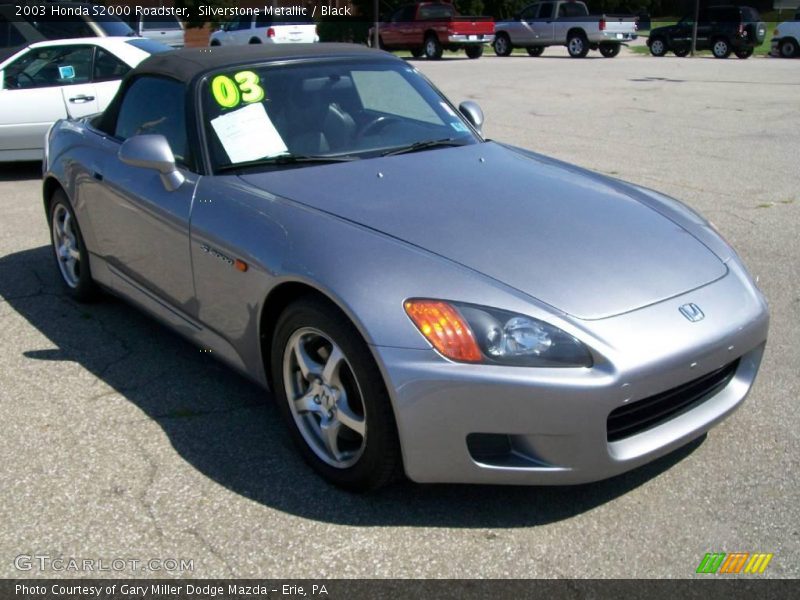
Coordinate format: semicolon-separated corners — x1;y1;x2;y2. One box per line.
209;14;318;46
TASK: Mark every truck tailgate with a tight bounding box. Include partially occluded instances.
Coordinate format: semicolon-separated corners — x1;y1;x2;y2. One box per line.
603;17;638;35
448;17;494;35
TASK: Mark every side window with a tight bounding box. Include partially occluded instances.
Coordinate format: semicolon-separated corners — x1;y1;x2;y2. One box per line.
231;17;252;31
3;45;94;89
1;15;25;48
520;5;539;20
28;18;95;39
93;48;130;81
400;6;417;21
538;3;554;19
255;14;273;27
114;77;189;165
143;15;181;31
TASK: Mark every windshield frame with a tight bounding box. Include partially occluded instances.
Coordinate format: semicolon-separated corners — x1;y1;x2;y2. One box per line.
195;55;482;175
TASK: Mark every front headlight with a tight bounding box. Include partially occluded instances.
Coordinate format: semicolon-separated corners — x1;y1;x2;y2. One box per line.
404;299;593;368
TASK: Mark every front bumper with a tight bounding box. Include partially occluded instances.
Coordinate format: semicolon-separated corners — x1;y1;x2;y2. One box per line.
374;267;768;485
448;34;494;45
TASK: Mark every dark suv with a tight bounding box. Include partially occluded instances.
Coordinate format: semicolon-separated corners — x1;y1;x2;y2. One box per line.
647;5;766;58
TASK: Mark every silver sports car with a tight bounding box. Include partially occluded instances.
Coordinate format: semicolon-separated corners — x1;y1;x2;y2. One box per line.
44;44;769;491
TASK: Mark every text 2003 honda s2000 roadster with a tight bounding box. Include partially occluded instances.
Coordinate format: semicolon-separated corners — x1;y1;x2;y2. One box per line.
43;44;768;491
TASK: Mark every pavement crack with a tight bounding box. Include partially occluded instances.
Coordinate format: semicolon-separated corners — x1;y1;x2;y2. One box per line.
184;528;236;576
129;436;168;546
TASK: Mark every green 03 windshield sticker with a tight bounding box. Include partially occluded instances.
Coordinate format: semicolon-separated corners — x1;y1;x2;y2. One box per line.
211;71;265;109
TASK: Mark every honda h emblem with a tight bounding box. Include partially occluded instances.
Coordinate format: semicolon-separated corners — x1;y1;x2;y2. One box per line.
680;303;705;322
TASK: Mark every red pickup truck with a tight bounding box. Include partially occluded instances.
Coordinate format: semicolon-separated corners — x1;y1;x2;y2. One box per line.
370;2;495;59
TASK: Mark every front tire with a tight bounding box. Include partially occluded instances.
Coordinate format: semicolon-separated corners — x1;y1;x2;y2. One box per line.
779;38;798;58
48;190;97;302
493;33;512;56
271;298;402;491
424;34;443;60
712;38;731;58
526;46;544;57
410;47;422;58
567;32;589;58
465;45;483;59
599;43;621;58
649;37;667;56
673;47;690;57
734;47;754;59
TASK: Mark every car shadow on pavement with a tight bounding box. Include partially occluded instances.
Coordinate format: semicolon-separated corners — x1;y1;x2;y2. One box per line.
0;161;41;182
1;245;706;528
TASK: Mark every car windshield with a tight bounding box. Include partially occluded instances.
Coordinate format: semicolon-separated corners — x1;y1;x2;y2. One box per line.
125;38;172;54
202;58;479;171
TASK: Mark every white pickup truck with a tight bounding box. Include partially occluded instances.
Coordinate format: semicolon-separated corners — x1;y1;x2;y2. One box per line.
493;0;638;58
771;13;800;58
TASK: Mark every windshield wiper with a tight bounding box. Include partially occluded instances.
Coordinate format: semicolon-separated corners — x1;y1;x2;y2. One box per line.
218;154;359;173
381;138;466;157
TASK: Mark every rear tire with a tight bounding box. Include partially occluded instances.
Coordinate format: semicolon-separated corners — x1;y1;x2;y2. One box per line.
410;47;422;58
649;37;667;57
673;47;690;57
209;40;221;47
734;47;753;59
271;298;402;492
567;32;589;58
599;43;620;58
48;190;98;302
424;34;443;60
493;33;512;57
526;46;544;57
779;38;798;58
465;45;483;59
712;38;731;58
249;38;261;45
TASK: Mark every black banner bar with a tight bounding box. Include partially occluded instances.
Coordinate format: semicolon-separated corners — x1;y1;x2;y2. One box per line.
2;579;797;600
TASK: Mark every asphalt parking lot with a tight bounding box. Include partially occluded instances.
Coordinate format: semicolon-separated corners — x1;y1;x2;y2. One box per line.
1;51;798;579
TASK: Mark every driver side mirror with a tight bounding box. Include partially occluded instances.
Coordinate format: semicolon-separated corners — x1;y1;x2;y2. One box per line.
119;134;185;192
458;101;484;135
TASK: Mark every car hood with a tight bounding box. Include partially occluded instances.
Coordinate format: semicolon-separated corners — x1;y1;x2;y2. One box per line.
649;25;678;37
240;142;727;320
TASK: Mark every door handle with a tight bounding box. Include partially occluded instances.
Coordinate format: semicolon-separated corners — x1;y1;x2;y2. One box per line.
69;95;95;103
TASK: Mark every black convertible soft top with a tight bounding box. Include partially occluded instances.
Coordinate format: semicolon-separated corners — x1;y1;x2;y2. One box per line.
130;43;385;84
94;43;392;172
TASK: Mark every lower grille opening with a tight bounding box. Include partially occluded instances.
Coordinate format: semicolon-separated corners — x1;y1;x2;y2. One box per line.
607;359;740;442
467;433;512;460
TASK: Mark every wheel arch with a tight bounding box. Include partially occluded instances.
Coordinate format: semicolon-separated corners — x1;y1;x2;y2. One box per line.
566;27;587;40
258;280;383;392
42;176;65;218
257;278;409;470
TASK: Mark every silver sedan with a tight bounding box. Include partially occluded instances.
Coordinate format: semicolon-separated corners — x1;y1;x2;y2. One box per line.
43;44;769;491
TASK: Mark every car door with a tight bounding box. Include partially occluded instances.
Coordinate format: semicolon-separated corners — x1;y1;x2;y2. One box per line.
225;17;251;45
532;2;556;43
512;5;540;45
380;7;406;47
0;44;98;154
695;8;712;49
82;75;198;313
669;16;693;51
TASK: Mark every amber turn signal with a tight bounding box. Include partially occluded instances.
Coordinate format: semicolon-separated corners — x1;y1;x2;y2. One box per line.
404;299;482;363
